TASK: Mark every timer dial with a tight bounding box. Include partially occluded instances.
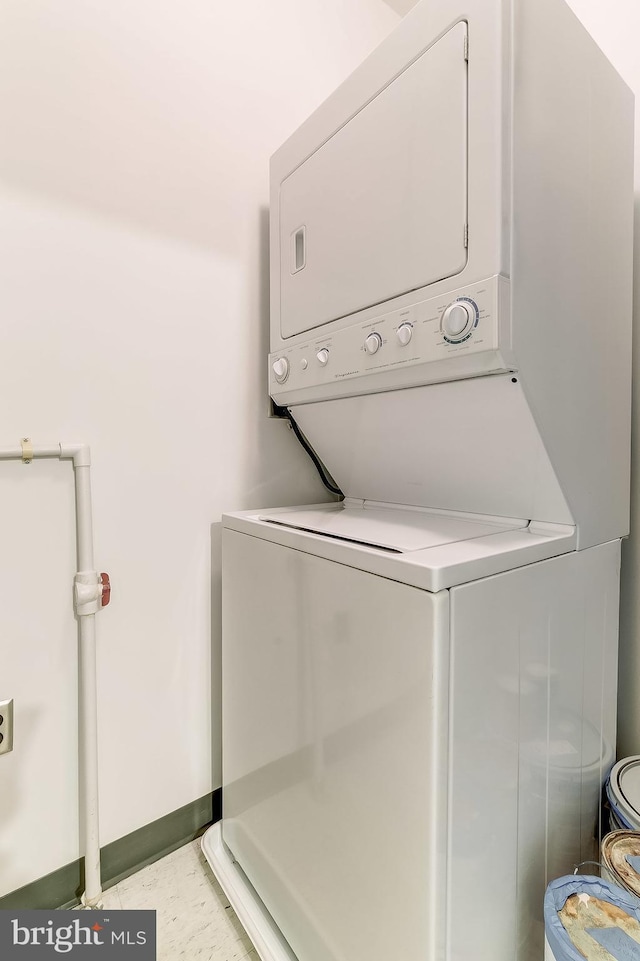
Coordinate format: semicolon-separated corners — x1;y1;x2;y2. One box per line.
441;301;476;343
364;332;383;355
272;357;289;383
396;323;413;346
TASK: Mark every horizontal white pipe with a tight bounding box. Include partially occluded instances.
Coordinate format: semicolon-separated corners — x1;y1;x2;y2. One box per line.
0;446;61;460
0;443;90;466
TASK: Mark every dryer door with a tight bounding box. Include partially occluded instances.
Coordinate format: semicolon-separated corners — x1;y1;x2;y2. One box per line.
279;21;468;338
222;528;450;961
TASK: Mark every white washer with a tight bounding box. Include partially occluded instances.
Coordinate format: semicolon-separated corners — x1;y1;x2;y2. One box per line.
204;503;619;961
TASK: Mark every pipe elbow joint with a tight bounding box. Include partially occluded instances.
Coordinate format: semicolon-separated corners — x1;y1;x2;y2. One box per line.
60;443;91;468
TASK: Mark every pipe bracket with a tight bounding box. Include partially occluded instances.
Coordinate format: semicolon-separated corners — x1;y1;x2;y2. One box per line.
21;438;33;464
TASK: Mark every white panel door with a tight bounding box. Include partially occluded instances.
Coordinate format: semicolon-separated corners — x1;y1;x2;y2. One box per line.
222;529;450;961
279;22;468;338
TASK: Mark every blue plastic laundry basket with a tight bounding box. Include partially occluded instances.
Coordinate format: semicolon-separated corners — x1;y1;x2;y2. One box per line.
544;874;640;961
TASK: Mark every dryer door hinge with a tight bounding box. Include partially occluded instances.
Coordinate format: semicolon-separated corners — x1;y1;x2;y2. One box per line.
464;223;469;248
464;35;469;61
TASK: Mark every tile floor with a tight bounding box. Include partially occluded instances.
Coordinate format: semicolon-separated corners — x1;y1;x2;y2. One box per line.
86;838;256;961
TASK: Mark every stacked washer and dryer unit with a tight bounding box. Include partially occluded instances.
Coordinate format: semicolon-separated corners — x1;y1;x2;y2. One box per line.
203;0;634;959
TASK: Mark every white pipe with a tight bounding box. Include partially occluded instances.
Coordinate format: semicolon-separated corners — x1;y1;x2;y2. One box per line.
79;614;101;906
0;441;104;908
68;449;102;908
73;465;95;572
0;446;61;459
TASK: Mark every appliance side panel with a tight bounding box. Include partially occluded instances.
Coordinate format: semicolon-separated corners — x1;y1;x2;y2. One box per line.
290;375;573;525
511;0;634;549
448;541;620;961
221;528;450;961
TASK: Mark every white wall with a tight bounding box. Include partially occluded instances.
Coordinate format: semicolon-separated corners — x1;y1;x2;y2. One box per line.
0;0;399;897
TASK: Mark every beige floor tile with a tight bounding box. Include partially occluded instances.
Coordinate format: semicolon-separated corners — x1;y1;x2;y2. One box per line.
111;838;255;961
101;884;123;911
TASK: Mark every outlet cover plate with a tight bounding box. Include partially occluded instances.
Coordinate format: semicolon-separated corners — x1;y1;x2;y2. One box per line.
0;699;14;755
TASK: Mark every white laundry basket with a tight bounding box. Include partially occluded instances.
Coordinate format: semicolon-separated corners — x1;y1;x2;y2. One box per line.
606;757;640;832
544;874;640;961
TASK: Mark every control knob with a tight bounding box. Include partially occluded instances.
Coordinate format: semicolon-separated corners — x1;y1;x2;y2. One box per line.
364;332;382;355
272;357;289;384
396;323;413;346
316;348;329;366
441;301;476;343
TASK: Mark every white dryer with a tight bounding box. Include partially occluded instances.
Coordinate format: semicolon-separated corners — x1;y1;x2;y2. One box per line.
203;0;634;959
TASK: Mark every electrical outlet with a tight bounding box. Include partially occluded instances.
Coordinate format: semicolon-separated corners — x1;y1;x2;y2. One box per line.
0;699;14;756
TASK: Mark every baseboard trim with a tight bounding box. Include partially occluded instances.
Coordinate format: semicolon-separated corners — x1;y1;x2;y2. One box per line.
0;789;221;910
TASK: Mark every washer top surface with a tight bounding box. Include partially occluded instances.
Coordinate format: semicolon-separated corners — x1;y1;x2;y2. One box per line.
258;504;517;553
224;503;578;593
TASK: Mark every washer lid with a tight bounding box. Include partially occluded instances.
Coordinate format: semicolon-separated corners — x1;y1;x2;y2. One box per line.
225;505;577;593
258;505;524;554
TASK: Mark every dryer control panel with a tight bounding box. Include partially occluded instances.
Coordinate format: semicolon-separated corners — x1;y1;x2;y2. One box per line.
270;275;511;405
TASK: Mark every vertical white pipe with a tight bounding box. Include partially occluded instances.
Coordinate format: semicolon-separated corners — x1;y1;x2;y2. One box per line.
79;613;101;905
72;458;102;906
74;464;95;571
